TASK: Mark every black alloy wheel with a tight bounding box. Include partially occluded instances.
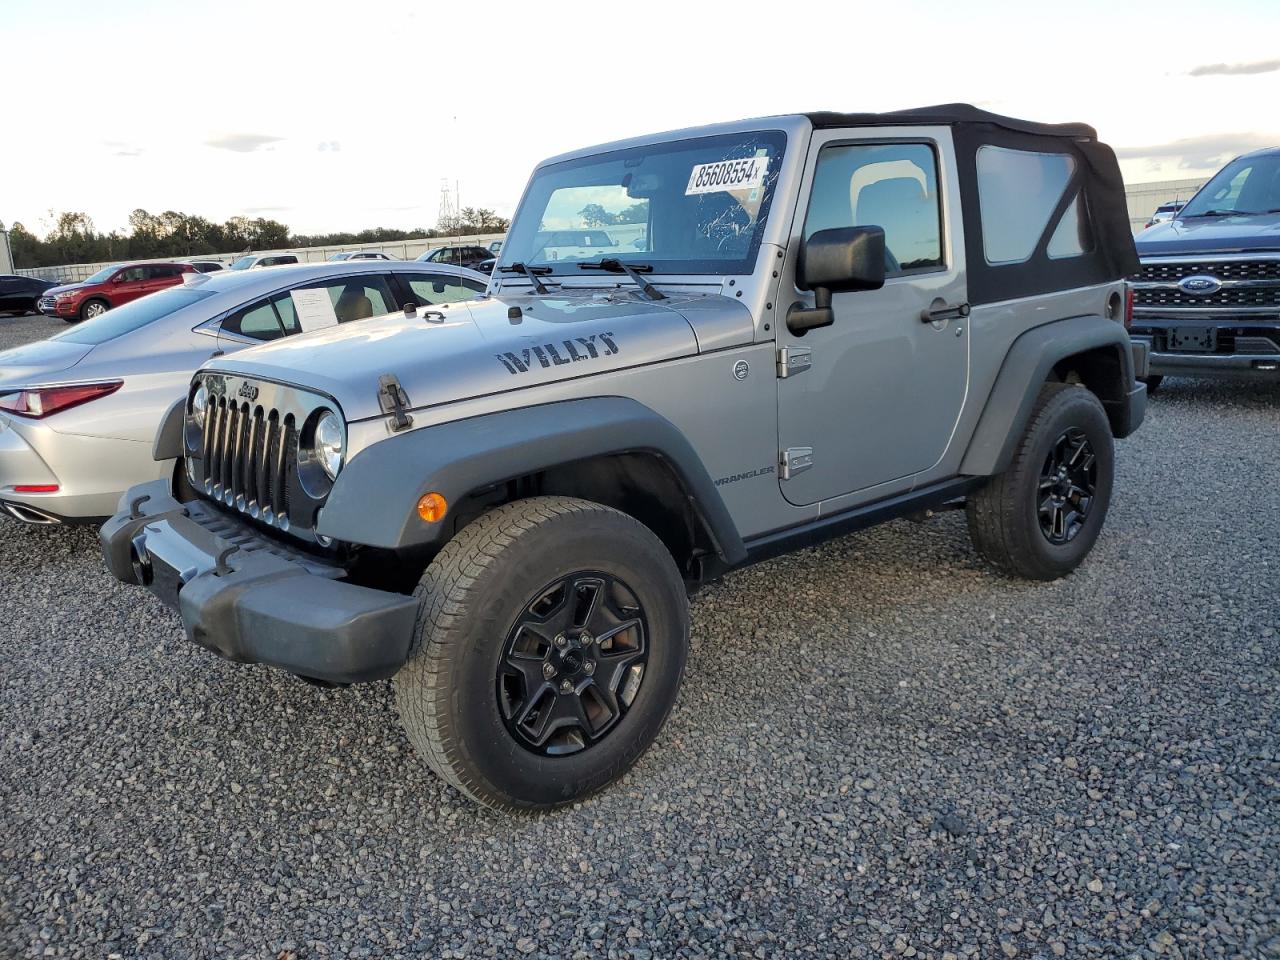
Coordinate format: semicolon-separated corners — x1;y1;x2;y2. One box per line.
1037;427;1097;545
497;572;648;757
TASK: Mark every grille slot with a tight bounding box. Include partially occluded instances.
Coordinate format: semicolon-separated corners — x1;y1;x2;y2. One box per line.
196;395;297;528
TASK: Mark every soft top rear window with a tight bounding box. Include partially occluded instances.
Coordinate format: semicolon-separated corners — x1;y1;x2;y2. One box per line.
51;287;216;345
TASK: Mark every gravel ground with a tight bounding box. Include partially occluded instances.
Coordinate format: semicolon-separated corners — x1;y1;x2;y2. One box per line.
1;312;1278;959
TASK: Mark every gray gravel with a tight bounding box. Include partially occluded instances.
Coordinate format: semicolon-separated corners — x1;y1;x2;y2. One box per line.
2;311;1279;959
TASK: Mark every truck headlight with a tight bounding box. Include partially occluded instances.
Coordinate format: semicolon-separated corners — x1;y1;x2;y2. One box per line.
191;383;209;429
314;411;344;480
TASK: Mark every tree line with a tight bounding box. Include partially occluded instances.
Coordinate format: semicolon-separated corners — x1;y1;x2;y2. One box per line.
5;207;510;269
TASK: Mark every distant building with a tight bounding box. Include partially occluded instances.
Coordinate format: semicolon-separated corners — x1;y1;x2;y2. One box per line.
1124;177;1208;234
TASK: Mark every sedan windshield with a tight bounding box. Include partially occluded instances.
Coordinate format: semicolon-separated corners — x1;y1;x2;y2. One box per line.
50;287;216;345
502;130;786;276
1180;153;1280;217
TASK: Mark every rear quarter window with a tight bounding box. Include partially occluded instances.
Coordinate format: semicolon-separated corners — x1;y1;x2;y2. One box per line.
976;146;1076;265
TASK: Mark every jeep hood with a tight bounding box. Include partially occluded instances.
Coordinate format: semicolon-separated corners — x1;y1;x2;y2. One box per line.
204;290;753;421
1136;213;1280;256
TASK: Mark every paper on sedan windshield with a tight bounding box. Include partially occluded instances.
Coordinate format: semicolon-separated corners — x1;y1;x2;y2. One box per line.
290;288;339;331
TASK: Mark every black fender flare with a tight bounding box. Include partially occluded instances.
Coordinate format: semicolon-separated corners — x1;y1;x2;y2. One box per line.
317;396;747;564
960;314;1142;477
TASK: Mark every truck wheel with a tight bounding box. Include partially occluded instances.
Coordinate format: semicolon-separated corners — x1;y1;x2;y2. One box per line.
966;382;1114;581
395;496;689;811
1139;375;1163;395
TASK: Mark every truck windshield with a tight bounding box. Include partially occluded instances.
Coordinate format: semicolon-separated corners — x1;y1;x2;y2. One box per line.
1180;153;1280;217
502;130;786;276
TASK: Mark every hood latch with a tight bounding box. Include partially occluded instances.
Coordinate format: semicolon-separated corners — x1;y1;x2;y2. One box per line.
377;374;414;432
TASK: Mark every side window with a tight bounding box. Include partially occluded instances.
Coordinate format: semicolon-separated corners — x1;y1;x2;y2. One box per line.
287;277;397;325
804;142;943;275
976;146;1076;265
222;300;285;341
148;265;178;279
117;267;146;283
404;272;484;306
1046;195;1093;260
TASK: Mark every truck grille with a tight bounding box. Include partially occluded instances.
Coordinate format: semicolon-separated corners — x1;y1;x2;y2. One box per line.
200;396;296;529
1133;258;1280;314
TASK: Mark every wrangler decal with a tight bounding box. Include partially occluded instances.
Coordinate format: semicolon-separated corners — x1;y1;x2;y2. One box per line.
497;332;619;375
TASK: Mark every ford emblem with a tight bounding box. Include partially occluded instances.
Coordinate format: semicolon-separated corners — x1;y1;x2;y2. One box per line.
1177;275;1223;296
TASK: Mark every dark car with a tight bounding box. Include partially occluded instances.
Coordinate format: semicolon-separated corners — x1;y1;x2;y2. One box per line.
416;245;493;270
1131;147;1280;389
38;262;198;322
188;260;226;273
0;275;57;315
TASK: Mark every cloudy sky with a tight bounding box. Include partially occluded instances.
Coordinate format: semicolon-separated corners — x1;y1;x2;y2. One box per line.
4;0;1278;237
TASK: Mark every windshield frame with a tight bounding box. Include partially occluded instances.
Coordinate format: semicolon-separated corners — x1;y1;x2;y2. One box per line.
1180;152;1280;218
503;129;789;277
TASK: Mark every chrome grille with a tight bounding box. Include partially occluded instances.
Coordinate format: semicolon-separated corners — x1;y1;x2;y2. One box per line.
188;373;335;540
1135;286;1280;308
1133;257;1280;314
1137;260;1280;283
201;396;296;530
38;296;56;311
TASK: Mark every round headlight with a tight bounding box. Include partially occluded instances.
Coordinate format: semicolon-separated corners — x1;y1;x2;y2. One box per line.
315;411;344;480
191;383;209;429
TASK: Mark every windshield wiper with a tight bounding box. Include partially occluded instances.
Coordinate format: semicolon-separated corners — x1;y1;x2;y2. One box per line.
578;259;665;301
1185;209;1245;218
498;262;553;295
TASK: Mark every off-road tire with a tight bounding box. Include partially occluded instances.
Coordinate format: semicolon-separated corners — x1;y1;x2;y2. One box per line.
966;382;1114;581
1139;374;1163;395
395;496;689;812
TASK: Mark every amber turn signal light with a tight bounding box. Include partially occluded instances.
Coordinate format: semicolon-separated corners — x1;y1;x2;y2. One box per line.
417;492;448;523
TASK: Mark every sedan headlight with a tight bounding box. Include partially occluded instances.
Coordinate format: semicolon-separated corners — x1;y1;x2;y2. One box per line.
314;411;344;480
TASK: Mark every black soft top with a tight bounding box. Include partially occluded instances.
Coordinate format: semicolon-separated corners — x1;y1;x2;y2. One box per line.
805;103;1098;140
802;102;1135;303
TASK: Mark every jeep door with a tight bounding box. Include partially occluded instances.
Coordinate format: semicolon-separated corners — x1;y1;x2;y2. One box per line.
776;128;969;506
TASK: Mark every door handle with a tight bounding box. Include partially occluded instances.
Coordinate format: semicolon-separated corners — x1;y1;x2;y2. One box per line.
920;299;970;324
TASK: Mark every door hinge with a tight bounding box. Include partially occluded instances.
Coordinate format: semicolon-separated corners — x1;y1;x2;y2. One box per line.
780;446;814;480
776;345;812;378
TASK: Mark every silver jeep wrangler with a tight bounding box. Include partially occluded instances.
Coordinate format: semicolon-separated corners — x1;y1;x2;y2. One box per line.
102;104;1147;810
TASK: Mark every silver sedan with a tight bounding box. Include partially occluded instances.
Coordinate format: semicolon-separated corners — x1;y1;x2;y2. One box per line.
0;260;488;523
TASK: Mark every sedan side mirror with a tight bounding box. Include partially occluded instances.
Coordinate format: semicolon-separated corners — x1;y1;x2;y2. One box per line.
787;226;886;335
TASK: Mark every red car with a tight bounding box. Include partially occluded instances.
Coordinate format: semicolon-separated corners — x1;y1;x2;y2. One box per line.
39;262;197;322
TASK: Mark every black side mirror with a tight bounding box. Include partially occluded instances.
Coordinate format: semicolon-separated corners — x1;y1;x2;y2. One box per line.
787;226;887;335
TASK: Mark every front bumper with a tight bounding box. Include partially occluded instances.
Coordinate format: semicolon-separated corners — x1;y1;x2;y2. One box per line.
1130;317;1280;380
100;480;418;684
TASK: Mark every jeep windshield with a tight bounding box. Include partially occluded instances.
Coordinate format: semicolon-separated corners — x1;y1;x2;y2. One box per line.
502;130;786;277
1180;152;1280;218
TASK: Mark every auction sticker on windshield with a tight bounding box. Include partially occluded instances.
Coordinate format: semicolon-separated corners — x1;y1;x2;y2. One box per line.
685;157;769;196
